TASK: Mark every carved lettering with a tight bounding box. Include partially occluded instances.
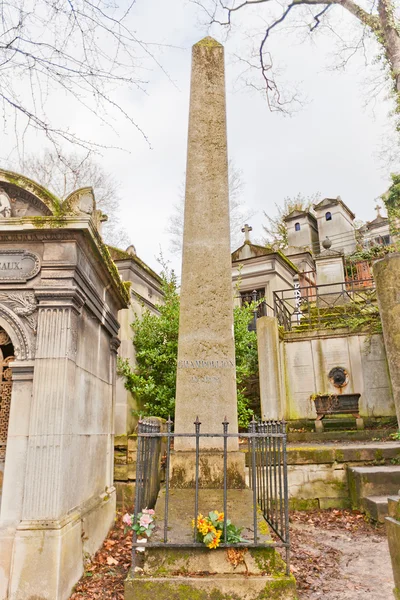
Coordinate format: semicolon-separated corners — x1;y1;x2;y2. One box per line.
178;358;235;369
0;250;40;281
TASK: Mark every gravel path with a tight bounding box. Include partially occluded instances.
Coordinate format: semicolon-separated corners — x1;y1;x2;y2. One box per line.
292;520;394;600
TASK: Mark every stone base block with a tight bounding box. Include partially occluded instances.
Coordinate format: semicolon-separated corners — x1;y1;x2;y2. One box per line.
0;525;16;600
170;451;246;488
8;516;83;600
386;515;400;592
125;574;298;600
6;490;115;600
356;418;364;431
126;488;297;599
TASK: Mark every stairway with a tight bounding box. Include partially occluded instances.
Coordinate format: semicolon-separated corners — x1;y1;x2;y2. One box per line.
348;465;400;523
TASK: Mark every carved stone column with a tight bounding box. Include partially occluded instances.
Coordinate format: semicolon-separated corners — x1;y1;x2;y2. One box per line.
22;288;85;521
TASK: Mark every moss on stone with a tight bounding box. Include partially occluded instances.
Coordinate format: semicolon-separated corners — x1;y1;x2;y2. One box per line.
30;215;68;228
125;580;242;600
250;548;286;576
108;245;162;283
114;434;128;447
0;168;61;210
256;576;298;599
289;498;319;511
125;577;297;600
195;37;223;48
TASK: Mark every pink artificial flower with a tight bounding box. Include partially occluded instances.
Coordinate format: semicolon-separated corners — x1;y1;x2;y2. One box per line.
122;513;133;527
139;513;153;527
142;508;155;515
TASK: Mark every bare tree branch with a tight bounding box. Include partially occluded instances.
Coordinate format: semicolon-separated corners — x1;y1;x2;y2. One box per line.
0;0;172;153
11;149;131;248
194;0;399;115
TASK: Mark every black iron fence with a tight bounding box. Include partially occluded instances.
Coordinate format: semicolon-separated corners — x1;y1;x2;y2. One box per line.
273;278;377;332
133;417;290;572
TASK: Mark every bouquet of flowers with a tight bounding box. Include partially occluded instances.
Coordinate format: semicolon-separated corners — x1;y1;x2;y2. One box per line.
192;510;246;550
123;508;155;552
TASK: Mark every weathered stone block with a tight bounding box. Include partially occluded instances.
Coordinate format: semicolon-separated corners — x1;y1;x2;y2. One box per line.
386;515;400;595
115;482;136;509
114;449;127;465
114;464;129;481
170;451;246;489
125;574;298;600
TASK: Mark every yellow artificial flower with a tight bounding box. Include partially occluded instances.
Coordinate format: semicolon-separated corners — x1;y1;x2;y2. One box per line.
207;530;222;549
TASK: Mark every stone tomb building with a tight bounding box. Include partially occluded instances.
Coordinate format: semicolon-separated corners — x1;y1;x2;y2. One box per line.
110;245;163;435
0;170;128;600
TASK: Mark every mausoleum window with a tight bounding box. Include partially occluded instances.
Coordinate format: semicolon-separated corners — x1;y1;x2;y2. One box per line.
325;212;332;221
295;222;301;231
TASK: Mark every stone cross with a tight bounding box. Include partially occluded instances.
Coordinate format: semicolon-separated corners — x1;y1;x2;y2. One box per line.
174;37;238;451
242;223;252;243
375;203;382;217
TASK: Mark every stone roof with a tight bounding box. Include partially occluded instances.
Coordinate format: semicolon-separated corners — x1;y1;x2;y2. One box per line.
231;242;298;273
313;196;356;220
108;245;162;283
284;210;317;226
364;214;389;231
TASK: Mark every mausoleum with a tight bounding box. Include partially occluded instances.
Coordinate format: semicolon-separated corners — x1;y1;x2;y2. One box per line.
0;170;128;600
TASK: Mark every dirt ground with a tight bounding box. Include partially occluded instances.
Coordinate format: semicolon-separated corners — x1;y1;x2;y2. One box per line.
70;509;394;599
290;511;394;600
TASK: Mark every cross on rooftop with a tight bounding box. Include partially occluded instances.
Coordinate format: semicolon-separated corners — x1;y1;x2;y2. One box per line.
241;223;252;242
375;203;382;217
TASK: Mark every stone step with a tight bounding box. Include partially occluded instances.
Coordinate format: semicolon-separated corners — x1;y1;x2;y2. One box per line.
363;495;397;523
348;466;400;509
388;496;400;519
321;418;358;431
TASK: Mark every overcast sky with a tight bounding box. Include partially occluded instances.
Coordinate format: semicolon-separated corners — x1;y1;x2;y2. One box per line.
2;0;396;275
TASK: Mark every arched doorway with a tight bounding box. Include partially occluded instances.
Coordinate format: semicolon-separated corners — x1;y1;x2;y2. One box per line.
0;327;15;502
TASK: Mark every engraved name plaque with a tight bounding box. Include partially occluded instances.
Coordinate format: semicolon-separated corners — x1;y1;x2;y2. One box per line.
0;250;40;282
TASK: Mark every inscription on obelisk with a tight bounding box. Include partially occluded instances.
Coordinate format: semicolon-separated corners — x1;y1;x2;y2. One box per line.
174;37;238;450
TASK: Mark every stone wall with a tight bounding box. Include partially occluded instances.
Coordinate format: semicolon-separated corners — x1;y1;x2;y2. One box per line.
286;443;400;510
113;434;137;509
282;329;394;420
111;248;163;436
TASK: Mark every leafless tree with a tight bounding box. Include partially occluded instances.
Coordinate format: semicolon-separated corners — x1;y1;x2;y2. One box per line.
194;0;400;115
167;159;252;255
17;150;130;248
263;192;320;248
0;0;166;153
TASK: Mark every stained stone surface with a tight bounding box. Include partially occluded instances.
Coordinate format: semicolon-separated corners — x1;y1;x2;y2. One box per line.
174;37;238;451
374;253;400;426
125;489;297;600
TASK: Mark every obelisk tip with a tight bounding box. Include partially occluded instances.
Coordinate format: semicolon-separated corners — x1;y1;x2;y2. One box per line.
194;36;223;48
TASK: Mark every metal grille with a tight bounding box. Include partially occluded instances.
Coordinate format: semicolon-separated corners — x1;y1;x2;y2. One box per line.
248;420;289;546
133;418;290;572
134;418;165;512
273;279;377;332
0;356;14;461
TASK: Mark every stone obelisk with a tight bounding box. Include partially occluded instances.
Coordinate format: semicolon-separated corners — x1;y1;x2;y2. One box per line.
174;37;238;450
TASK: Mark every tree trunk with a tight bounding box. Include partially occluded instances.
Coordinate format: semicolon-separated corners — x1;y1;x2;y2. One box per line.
378;0;400;93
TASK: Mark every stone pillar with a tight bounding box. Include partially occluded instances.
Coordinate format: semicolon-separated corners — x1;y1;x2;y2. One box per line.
174;37;238;450
9;288;85;600
257;317;283;420
22;288;84;520
374;254;400;426
315;251;345;286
